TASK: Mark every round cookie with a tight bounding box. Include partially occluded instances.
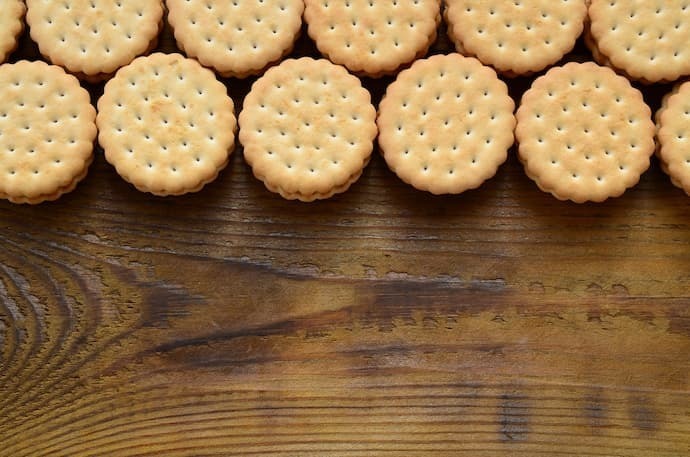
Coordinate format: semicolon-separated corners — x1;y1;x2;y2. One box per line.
0;0;26;64
583;24;611;67
0;61;96;204
97;53;236;196
377;54;515;195
516;62;655;203
239;58;377;201
582;24;644;83
657;82;690;195
166;0;304;78
26;0;164;81
588;0;690;83
303;0;441;77
444;0;588;76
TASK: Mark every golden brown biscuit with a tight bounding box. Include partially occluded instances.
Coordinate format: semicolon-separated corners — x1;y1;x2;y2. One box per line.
589;0;690;83
97;53;236;196
166;0;304;78
445;0;587;75
377;54;515;194
303;0;440;77
516;62;655;203
0;0;26;64
0;61;96;204
26;0;163;80
239;58;377;201
657;82;690;195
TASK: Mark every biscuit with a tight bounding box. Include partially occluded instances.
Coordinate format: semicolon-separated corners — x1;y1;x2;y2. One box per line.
97;53;236;196
377;54;515;194
583;23;609;66
582;24;646;85
303;0;441;77
26;0;164;81
0;61;96;204
656;81;690;195
588;0;690;83
0;0;26;64
239;58;377;201
444;0;587;76
166;0;304;78
583;18;655;85
516;62;655;203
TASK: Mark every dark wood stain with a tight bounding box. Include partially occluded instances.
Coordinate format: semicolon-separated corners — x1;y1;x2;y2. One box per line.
498;392;530;442
629;399;661;433
583;389;609;430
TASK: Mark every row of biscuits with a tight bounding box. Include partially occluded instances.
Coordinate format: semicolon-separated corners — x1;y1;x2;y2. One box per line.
1;53;689;204
3;1;690;84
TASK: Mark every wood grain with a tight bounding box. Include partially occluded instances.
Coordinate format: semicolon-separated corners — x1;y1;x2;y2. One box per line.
1;20;689;457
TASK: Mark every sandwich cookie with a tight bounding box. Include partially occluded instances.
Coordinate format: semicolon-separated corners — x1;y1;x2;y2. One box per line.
377;54;515;194
26;0;164;81
0;61;96;204
588;0;690;83
303;0;441;77
657;82;690;195
0;0;26;64
166;0;304;78
239;58;377;201
444;0;588;76
97;53;236;196
516;62;655;203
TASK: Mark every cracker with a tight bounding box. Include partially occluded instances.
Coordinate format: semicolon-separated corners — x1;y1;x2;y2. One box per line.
0;61;96;204
588;0;690;83
26;0;163;80
377;54;515;194
239;58;377;201
0;0;26;64
516;62;655;203
656;81;690;195
97;53;236;196
167;0;304;78
582;24;650;86
303;0;441;77
444;0;587;76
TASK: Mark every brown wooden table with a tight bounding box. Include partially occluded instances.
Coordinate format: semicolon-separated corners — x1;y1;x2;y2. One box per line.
1;19;689;457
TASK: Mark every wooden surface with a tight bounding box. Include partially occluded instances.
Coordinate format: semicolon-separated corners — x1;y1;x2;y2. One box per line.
1;19;689;457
